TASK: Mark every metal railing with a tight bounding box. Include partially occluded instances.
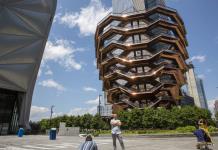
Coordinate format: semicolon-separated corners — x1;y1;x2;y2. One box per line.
105;64;165;78
102;32;177;49
102;49;177;64
160;79;177;84
110;82;163;95
149;96;173;108
100;17;177;36
104;62;178;79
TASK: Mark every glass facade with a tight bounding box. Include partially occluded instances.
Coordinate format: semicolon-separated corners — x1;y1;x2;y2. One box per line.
196;78;208;109
0;89;19;135
112;0;165;14
145;0;165;9
112;0;134;13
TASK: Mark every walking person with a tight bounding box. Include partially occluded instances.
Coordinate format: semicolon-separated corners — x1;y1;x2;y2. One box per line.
193;119;213;149
79;134;98;150
110;114;125;150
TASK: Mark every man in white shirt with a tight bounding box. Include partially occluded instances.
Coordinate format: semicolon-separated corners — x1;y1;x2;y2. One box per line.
110;114;125;150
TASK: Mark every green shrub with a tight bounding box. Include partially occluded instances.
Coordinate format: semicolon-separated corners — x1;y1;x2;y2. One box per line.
38;106;214;133
176;126;196;133
208;126;218;132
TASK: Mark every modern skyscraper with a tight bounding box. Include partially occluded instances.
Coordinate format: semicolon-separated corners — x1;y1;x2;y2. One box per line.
196;78;208;109
186;63;208;109
0;0;57;135
95;0;189;111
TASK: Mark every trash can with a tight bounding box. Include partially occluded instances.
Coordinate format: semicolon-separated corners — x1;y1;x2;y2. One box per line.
17;128;24;137
49;128;56;140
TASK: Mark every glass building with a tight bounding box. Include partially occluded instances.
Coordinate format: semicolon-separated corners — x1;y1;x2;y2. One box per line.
186;63;208;109
0;0;57;135
215;100;218;116
95;0;189;111
196;78;208;109
112;0;165;14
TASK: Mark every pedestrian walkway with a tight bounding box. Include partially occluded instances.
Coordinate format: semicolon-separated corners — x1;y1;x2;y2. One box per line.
0;138;112;150
0;135;217;150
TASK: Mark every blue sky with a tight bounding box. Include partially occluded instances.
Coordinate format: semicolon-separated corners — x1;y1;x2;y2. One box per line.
30;0;218;121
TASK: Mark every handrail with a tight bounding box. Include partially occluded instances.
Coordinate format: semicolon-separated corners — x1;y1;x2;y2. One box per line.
149;96;173;108
105;64;165;78
110;82;163;95
102;32;177;49
101;24;147;36
100;17;177;36
160;79;177;84
121;99;139;108
104;62;178;78
102;49;177;63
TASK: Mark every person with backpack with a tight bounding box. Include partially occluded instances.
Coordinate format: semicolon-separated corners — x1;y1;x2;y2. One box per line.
79;134;98;150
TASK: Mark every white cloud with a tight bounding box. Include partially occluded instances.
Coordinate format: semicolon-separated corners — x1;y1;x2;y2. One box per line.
93;59;97;67
83;86;97;92
45;70;53;76
39;79;66;91
30;106;97;120
37;69;42;77
198;74;205;79
43;39;83;71
53;112;64;118
30;106;64;121
57;0;112;36
30;106;49;121
85;97;99;105
191;55;206;63
68;107;97;116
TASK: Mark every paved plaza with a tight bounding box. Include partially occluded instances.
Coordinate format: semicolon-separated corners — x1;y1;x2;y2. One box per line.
0;135;217;150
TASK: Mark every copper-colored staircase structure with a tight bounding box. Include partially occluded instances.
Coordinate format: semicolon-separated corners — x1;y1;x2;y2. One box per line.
95;5;189;111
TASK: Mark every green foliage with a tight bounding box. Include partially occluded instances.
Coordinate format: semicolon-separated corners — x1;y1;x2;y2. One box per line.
39;113;110;133
37;106;215;134
128;108;144;129
29;121;41;134
208;126;218;132
118;106;214;130
176;126;196;133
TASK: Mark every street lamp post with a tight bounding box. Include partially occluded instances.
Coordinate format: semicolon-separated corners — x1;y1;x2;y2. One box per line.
49;105;55;128
99;94;102;116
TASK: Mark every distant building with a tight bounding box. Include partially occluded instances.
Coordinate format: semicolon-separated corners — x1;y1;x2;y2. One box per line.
97;104;113;117
196;78;208;109
186;63;208;109
215;100;218;114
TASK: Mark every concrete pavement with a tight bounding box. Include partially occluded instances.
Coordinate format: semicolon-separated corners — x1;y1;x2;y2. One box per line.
0;135;217;150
